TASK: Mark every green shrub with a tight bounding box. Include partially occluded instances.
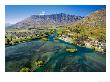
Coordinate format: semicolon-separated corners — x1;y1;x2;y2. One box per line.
19;67;30;72
41;38;48;41
35;60;44;67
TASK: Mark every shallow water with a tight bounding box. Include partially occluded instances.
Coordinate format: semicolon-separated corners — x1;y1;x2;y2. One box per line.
5;38;106;72
5;32;106;72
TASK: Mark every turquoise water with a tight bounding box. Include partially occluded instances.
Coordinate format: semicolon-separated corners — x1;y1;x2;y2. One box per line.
5;32;106;72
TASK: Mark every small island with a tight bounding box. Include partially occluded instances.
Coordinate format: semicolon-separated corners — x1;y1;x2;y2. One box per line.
66;48;77;53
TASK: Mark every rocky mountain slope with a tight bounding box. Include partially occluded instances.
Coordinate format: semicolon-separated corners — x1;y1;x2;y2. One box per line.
8;13;84;29
70;8;106;28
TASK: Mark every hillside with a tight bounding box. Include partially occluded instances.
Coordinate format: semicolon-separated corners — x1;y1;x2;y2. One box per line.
59;9;106;52
70;8;106;28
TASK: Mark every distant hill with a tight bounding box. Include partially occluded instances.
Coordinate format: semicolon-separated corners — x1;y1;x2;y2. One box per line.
8;13;84;29
70;8;106;28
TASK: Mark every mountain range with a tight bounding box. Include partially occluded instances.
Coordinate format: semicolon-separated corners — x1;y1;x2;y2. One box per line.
6;13;84;29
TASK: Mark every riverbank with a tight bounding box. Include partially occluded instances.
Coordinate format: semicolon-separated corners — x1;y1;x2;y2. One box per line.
58;36;106;53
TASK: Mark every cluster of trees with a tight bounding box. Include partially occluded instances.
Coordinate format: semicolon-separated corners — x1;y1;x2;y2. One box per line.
19;60;45;72
5;34;39;45
5;26;69;46
5;31;49;45
5;27;62;46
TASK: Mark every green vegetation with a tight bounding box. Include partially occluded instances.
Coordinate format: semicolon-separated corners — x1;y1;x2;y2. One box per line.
19;67;30;72
49;29;55;34
41;37;48;41
5;35;13;45
35;60;44;67
56;28;63;36
30;60;45;71
66;48;77;53
19;60;45;72
5;31;49;46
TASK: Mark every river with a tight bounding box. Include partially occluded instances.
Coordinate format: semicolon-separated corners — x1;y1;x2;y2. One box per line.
5;31;106;72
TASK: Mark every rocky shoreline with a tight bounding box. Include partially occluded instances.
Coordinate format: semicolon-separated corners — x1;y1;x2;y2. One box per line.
58;36;106;53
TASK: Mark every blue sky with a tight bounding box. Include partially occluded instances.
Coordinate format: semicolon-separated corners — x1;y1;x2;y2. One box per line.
5;5;106;24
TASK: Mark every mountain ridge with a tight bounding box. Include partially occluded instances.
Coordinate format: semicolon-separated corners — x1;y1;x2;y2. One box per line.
7;13;84;29
69;8;106;28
